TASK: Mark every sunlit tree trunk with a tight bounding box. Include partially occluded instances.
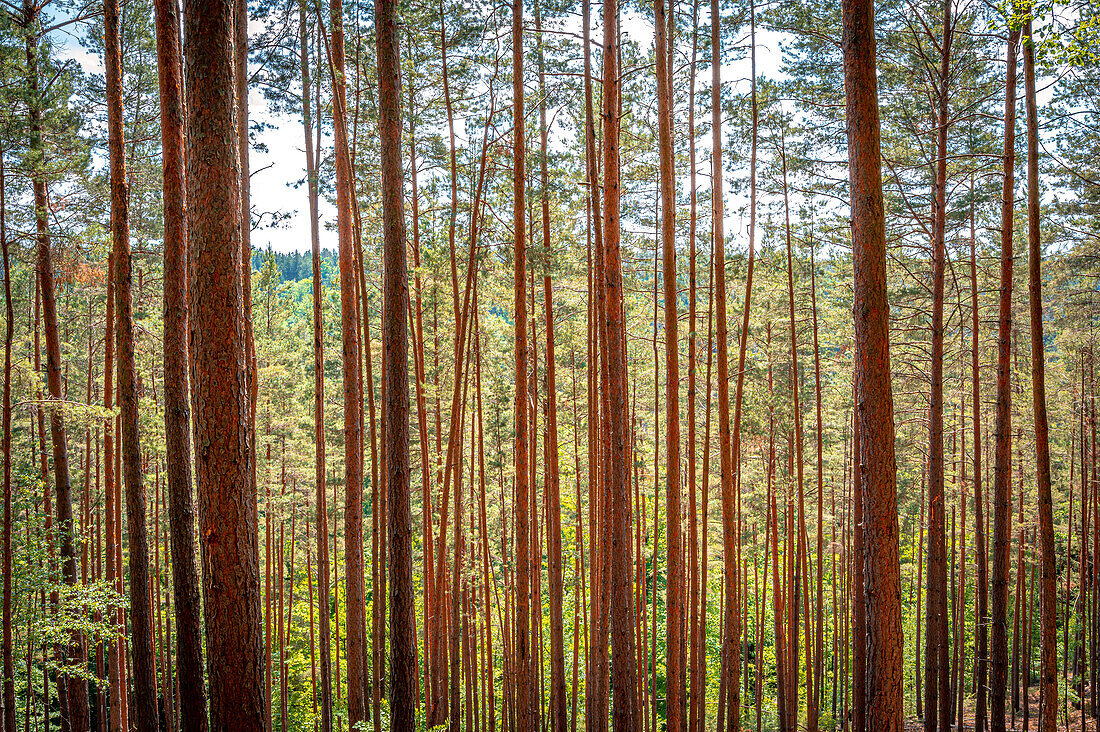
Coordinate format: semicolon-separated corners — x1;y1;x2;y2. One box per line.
602;0;639;727
654;0;683;725
840;0;903;725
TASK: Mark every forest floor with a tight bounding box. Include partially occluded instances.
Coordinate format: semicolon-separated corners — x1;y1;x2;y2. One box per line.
901;681;1100;731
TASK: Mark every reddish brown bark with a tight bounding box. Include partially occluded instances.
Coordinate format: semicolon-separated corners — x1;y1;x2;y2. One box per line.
686;3;703;726
840;0;903;726
972;179;989;732
297;6;333;730
153;0;207;726
924;3;953;728
107;0;158;721
602;0;639;727
512;0;533;728
534;2;567;727
655;0;684;727
326;0;367;721
184;1;265;726
991;26;1019;732
710;0;739;726
1023;15;1057;730
376;0;416;728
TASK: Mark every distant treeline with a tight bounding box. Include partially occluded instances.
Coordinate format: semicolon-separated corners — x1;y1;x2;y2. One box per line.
251;246;339;283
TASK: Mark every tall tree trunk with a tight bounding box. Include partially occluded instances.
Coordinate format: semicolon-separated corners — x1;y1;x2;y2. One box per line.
925;3;954;728
1023;14;1057;730
780;135;805;732
602;0;639;727
184;2;265;726
234;0;257;540
298;6;333;730
686;3;704;727
810;241;825;732
326;0;367;721
1;147;16;732
991;25;1019;732
154;0;207;726
533;2;567;727
376;0;415;728
655;0;683;727
512;1;533;728
21;9;91;728
840;0;903;726
972;176;989;732
710;0;739;726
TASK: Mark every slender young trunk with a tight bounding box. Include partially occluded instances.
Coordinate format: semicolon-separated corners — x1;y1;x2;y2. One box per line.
972;176;989;732
153;0;206;725
298;6;332;729
23;14;91;729
780;135;805;732
925;3;953;727
512;1;533;728
184;2;265;726
810;241;825;732
686;4;703;727
1023;15;1057;730
991;25;1019;732
326;0;367;721
533;3;567;727
654;0;683;726
710;0;739;726
1;148;16;732
769;325;789;732
851;404;865;732
840;0;903;725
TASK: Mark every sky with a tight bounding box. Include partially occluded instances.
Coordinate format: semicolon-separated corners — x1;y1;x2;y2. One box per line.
53;4;790;255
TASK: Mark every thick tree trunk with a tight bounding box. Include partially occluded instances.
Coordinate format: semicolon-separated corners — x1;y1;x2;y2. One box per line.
184;1;265;727
602;0;639;728
840;0;904;726
107;0;159;721
376;0;415;728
